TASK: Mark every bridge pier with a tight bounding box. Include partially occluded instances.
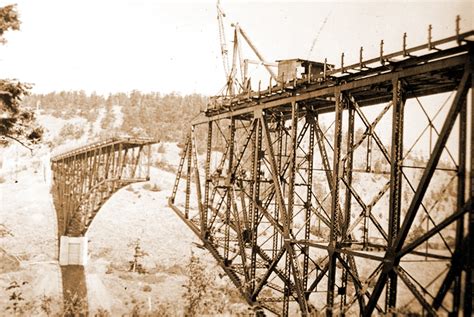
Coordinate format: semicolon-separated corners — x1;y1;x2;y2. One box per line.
59;236;88;266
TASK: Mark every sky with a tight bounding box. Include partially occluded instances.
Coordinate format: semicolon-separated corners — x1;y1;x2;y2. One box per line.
0;0;472;96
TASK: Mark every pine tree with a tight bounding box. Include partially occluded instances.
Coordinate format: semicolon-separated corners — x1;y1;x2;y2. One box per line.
0;4;42;150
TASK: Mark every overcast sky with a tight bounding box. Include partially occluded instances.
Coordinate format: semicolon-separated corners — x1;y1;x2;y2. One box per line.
0;0;472;95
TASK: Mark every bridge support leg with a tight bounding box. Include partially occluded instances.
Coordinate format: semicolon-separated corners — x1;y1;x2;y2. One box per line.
327;91;343;317
465;62;474;317
386;77;405;312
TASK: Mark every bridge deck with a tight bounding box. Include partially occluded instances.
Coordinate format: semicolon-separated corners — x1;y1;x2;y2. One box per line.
200;30;473;123
51;137;157;162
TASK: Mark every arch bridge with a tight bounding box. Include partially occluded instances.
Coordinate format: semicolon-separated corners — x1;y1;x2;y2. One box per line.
50;137;156;308
51;137;156;238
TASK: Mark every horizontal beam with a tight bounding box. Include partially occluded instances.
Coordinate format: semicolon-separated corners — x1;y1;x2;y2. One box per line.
290;239;385;262
327;30;474;77
51;137;157;162
195;52;469;125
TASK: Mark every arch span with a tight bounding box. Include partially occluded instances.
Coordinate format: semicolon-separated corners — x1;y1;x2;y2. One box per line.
50;137;157;312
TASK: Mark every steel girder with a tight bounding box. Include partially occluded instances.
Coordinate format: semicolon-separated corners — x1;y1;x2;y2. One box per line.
51;137;156;237
170;34;473;316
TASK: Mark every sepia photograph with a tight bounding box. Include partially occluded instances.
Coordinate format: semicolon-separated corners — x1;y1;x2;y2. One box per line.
0;0;473;315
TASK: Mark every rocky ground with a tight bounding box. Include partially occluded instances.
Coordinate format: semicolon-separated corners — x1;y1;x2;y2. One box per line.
0;142;249;316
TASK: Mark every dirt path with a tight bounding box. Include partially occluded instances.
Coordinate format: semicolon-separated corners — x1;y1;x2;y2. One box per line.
60;265;88;314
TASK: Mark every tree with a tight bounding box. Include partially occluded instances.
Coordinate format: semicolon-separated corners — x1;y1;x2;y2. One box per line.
0;4;42;150
183;251;231;316
0;4;20;43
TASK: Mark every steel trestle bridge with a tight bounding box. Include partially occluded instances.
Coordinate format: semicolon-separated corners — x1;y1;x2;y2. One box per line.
169;29;474;316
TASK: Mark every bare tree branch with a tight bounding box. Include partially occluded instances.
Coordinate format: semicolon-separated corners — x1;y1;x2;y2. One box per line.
2;135;33;153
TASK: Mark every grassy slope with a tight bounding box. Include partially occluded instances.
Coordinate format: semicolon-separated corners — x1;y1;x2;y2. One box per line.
0;99;458;315
0;110;247;315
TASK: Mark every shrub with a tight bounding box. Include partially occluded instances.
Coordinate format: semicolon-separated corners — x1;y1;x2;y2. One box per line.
183;252;231;316
143;183;162;192
5;280;35;315
157;143;166;153
153;160;177;173
128;239;148;274
63;290;88;316
124;297;177;316
58;123;85;141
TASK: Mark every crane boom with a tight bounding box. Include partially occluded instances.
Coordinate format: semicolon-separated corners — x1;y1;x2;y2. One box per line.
236;24;278;82
217;0;229;78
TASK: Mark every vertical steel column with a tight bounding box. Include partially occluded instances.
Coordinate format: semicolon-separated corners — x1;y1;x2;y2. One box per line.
273;117;284;259
288;102;298;230
61;159;67;222
225;119;235;260
344;102;355;236
97;147;105;206
327;91;343;316
250;117;262;293
185;135;192;219
386;77;405;311
303;114;315;293
66;156;75;235
341;102;355;315
110;146;116;190
284;102;298;315
64;156;72;231
146;143;151;178
104;146;111;182
71;156;78;221
113;145;119;188
76;154;87;216
118;145;124;181
191;130;205;235
366;133;373;172
171;136;189;205
247;120;256;238
60;161;66;236
452;99;466;316
203;122;213;237
465;65;474;317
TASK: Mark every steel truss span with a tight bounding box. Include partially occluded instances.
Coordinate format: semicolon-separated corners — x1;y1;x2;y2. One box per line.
170;32;474;316
51;137;156;238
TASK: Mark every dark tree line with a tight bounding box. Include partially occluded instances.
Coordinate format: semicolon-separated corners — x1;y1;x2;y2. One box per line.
24;90;208;144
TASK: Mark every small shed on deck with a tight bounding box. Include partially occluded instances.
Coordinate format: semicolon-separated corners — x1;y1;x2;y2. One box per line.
276;58;334;82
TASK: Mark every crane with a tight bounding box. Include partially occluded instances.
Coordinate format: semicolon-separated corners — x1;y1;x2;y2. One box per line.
215;1;278;97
